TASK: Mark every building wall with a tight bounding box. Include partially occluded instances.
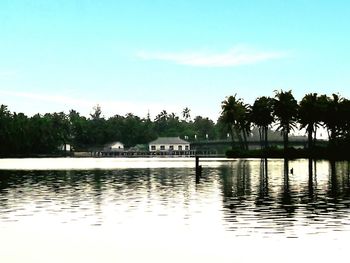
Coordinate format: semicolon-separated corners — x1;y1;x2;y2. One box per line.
111;142;124;150
105;142;124;152
149;143;190;152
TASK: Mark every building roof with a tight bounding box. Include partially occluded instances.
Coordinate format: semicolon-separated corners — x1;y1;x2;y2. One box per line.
149;137;189;145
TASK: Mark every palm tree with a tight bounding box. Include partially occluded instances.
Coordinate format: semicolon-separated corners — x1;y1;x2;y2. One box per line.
182;107;191;122
236;102;251;151
321;94;342;143
273;90;298;151
251;96;274;149
221;96;238;149
339;98;350;140
221;95;250;150
298;93;319;149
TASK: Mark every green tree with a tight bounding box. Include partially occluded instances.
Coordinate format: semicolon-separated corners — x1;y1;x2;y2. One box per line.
120;113;144;147
69;110;90;149
0;105;12;155
51;112;70;148
154;110;169;136
104;114;124;144
11;112;30;154
88;105;107;146
193;116;216;140
29;114;54;153
141;115;157;144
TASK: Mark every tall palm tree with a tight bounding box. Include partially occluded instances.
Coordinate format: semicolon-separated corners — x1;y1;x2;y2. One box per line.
339;98;350;140
239;103;252;150
221;95;239;149
273;90;298;151
321;94;342;143
221;95;250;150
298;93;319;149
251;96;274;149
182;107;191;122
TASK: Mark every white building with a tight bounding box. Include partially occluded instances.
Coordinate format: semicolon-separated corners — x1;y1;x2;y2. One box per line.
103;141;124;152
58;143;71;152
149;137;190;152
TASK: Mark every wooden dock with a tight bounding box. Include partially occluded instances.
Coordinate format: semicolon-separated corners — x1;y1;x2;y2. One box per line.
74;150;222;158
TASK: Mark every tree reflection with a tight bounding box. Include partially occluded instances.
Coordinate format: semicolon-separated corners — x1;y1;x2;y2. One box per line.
345;161;350;202
260;158;269;197
279;158;295;215
255;158;270;206
220;165;234;199
220;160;251;219
327;161;350;204
253;159;278;226
328;160;338;200
2;161;350;234
307;158;318;200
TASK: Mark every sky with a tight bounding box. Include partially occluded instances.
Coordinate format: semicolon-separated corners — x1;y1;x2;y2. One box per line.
1;0;350;121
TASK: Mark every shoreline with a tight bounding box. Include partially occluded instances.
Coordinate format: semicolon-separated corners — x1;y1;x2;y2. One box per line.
0;157;232;170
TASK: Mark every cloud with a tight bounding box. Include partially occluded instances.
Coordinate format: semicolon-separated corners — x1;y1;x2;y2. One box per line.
137;46;288;67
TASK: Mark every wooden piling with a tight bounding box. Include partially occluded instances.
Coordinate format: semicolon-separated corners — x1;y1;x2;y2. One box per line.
195;156;201;183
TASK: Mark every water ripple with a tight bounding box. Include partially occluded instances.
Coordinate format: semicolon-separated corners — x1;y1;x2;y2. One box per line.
0;159;350;239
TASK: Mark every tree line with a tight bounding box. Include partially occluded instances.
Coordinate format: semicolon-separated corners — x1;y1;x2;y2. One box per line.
2;90;349;157
0;104;219;156
221;90;350;157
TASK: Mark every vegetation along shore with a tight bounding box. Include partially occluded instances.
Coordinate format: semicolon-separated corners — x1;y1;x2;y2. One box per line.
1;90;350;159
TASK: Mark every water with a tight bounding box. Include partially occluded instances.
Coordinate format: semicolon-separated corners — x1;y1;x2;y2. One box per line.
0;158;349;262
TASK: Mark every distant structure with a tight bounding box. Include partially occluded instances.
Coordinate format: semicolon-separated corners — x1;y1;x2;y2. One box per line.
149;137;190;154
103;141;124;152
88;137;218;157
58;143;71;152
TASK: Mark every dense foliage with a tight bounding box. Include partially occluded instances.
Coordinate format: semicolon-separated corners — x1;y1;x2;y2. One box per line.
0;105;219;156
221;91;350;156
1;90;350;157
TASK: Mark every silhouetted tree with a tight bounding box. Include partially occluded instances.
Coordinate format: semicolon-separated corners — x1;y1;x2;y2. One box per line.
273;90;298;151
251;96;274;149
321;94;342;144
298;93;319;149
221;95;251;150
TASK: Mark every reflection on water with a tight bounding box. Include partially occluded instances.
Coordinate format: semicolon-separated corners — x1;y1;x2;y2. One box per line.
1;159;350;262
220;159;350;237
1;159;350;237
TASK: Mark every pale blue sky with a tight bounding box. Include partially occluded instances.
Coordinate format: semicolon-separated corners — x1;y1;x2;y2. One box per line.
1;0;350;121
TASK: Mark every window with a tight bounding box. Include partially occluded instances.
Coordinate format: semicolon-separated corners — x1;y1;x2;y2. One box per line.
151;145;156;151
185;145;189;150
160;145;165;150
178;145;182;151
169;145;174;150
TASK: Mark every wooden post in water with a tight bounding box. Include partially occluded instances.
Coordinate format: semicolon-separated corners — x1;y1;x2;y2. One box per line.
195;156;202;183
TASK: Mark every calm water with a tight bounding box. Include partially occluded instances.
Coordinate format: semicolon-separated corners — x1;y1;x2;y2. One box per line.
0;158;349;262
